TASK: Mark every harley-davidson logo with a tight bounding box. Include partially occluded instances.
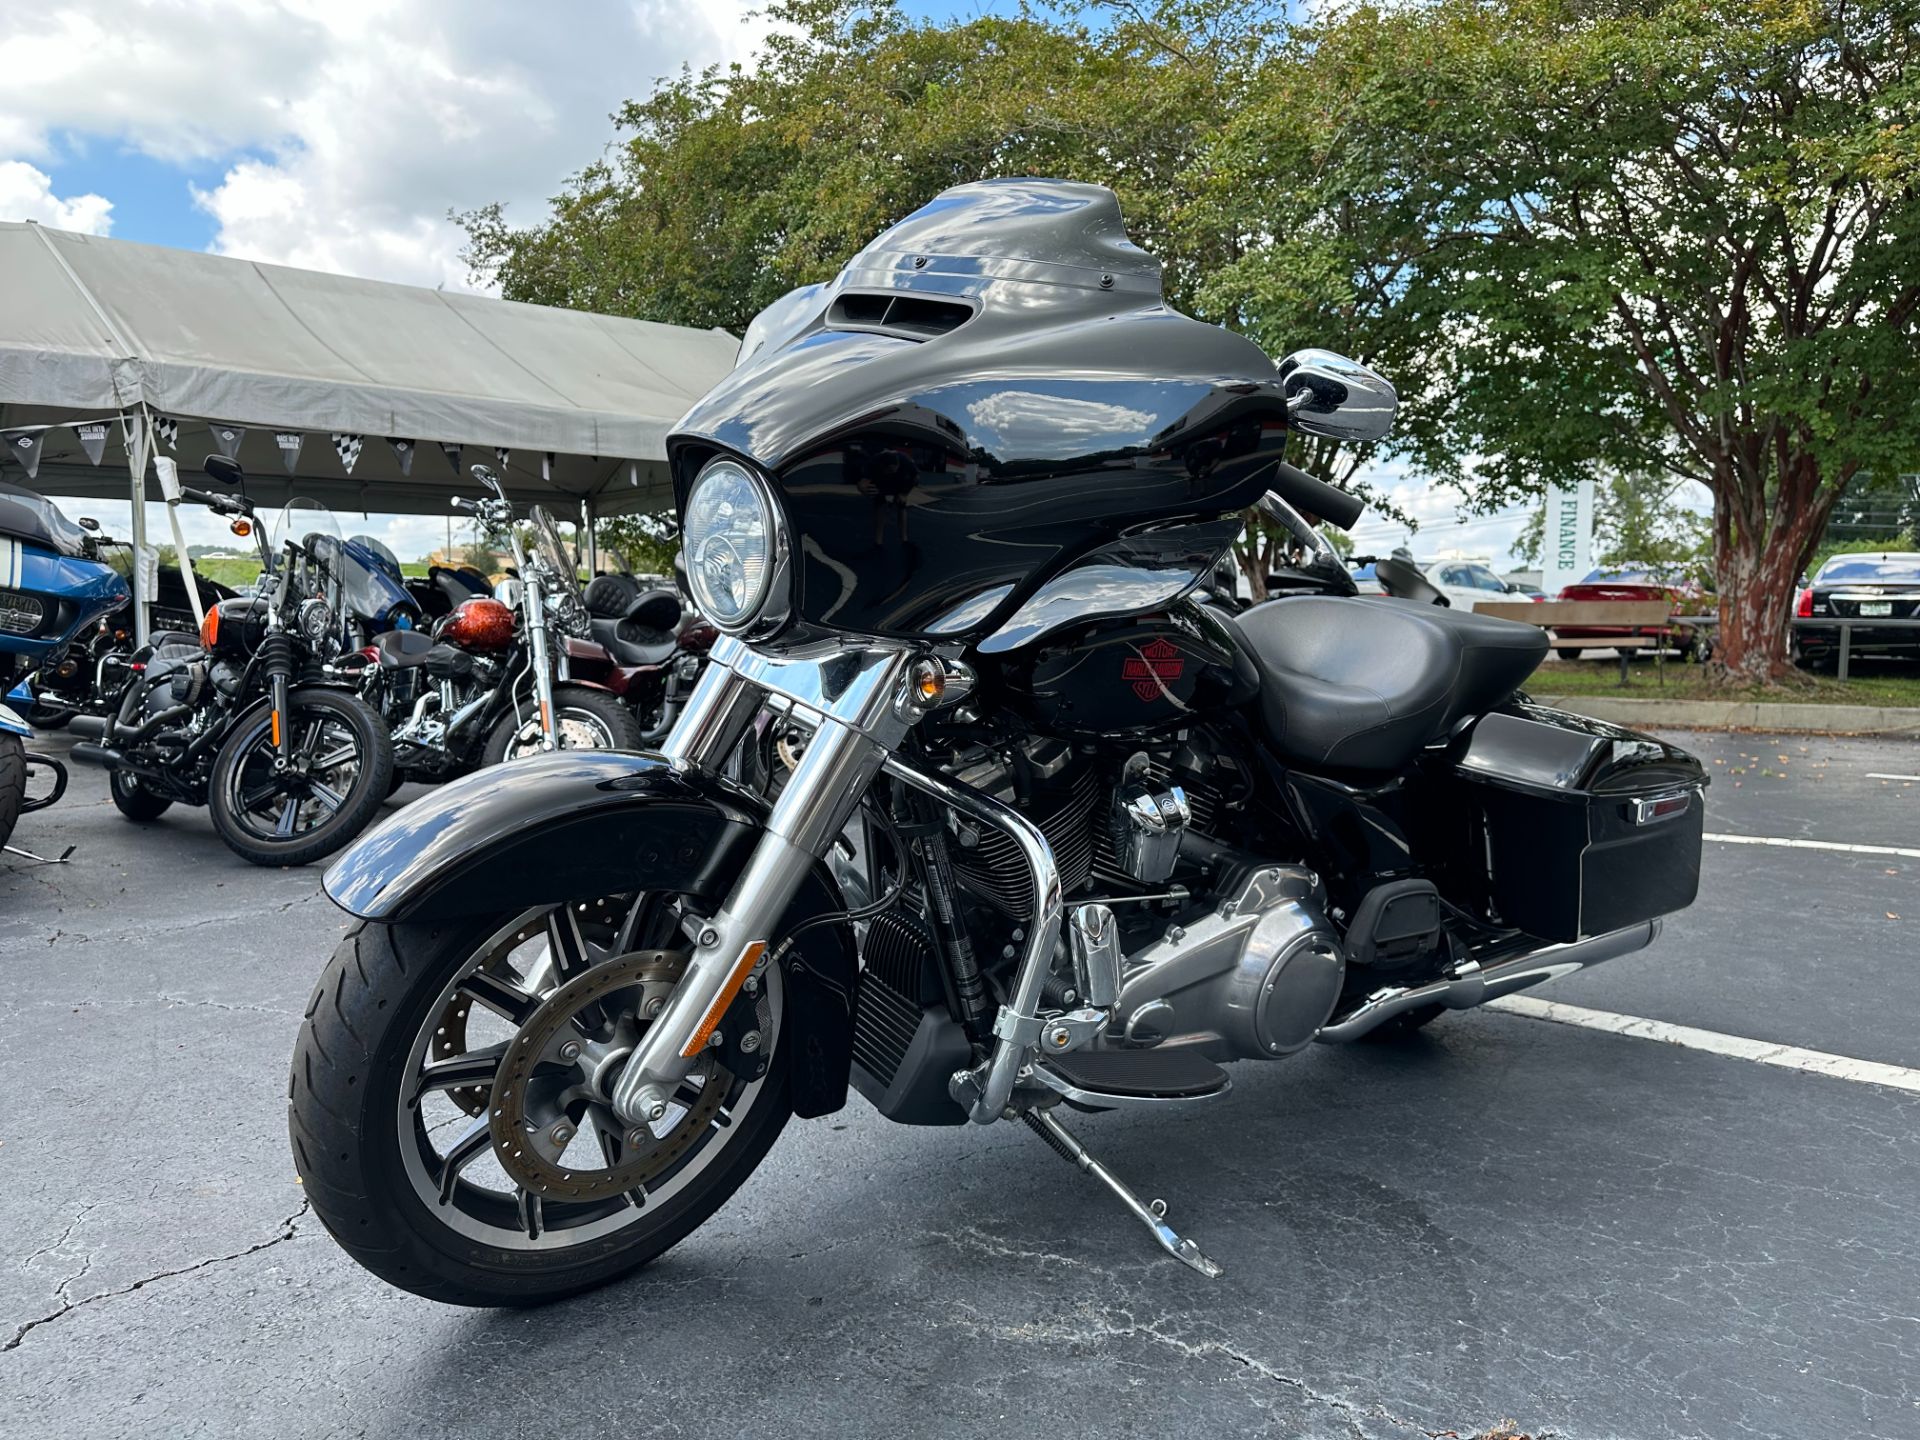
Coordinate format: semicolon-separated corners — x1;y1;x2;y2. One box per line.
1122;638;1184;701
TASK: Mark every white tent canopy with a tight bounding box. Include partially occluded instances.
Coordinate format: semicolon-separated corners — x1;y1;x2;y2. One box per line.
0;220;740;516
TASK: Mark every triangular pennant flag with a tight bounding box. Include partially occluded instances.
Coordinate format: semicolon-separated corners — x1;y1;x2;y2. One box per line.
74;422;108;467
495;447;511;468
275;432;304;476
2;430;42;480
211;423;246;460
332;433;364;475
388;437;415;477
152;415;179;451
440;442;462;475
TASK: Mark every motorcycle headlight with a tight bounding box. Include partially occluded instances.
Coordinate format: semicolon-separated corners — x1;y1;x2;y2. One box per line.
682;458;786;634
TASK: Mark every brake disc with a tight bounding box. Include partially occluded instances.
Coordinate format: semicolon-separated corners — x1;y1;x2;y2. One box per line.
487;950;732;1203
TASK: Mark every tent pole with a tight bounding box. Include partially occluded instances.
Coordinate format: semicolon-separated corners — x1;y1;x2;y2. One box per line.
581;496;597;576
122;414;150;648
146;409;207;636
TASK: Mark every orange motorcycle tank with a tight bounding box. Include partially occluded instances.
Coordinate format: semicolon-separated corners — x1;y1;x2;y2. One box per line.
438;597;516;652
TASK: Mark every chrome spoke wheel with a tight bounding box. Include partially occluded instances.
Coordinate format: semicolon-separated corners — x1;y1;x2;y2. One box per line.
396;898;781;1253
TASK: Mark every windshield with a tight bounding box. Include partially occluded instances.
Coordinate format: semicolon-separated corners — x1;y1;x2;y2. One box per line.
0;481;90;557
528;506;583;606
1818;554;1920;584
268;498;341;565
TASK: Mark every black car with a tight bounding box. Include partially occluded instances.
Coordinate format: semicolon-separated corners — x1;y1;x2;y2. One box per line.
1794;551;1920;667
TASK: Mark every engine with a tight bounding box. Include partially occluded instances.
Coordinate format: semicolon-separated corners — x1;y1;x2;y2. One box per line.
919;732;1348;1066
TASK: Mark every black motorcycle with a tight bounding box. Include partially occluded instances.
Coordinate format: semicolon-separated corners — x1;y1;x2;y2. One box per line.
70;458;395;866
335;468;641;782
289;180;1706;1306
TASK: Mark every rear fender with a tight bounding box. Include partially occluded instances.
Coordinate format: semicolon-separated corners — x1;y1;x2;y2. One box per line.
321;750;858;1117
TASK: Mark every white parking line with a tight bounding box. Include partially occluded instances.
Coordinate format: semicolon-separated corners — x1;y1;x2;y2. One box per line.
1486;996;1920;1095
1706;832;1920;860
1865;773;1920;782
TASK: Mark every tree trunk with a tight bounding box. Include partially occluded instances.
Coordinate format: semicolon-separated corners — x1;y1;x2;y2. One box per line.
1711;461;1836;684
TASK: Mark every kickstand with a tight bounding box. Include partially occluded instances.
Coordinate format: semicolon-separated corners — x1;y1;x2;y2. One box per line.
1022;1107;1223;1278
3;842;75;865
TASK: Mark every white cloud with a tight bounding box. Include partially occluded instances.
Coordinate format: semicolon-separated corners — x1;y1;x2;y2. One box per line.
0;1;770;287
0;160;112;233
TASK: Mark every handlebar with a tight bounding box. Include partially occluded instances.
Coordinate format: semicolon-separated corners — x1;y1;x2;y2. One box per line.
449;496;481;516
1270;462;1365;532
176;485;252;517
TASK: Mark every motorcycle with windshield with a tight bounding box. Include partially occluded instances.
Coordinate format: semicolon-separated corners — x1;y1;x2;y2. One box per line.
289;180;1707;1306
1;480;129;851
336;467;640;782
69;458;394;866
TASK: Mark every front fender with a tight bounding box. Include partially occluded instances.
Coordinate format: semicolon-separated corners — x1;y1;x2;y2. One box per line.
321;749;859;1118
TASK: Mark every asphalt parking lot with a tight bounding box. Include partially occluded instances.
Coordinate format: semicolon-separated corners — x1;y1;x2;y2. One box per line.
2;728;1915;1440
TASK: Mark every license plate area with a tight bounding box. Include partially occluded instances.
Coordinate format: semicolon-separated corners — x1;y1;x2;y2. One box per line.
1858;600;1893;617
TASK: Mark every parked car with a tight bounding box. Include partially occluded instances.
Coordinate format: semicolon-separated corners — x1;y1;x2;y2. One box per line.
1553;566;1709;660
1504;579;1547;600
1425;559;1530;611
1793;551;1920;669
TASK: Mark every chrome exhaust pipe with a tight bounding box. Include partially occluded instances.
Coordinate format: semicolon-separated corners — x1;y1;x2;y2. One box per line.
1316;919;1661;1043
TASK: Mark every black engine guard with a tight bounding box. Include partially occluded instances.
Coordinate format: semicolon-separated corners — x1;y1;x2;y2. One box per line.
322;750;858;1118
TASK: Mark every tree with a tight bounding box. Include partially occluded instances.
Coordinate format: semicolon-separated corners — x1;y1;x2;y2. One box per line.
1513;474;1712;581
1275;0;1920;679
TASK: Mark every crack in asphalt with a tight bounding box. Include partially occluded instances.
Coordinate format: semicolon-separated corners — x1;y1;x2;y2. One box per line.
947;1297;1535;1440
1;1202;310;1355
18;887;333;948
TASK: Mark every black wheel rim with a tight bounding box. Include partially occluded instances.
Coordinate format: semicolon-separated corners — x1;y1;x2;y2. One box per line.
222;708;363;844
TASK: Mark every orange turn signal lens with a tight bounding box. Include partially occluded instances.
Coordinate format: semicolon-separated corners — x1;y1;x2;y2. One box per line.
230;518;252;537
680;940;768;1059
199;607;220;649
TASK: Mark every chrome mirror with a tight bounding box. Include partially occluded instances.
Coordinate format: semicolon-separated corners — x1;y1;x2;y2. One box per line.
1275;349;1397;444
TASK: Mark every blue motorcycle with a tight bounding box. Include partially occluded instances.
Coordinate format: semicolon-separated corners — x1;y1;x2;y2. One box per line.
1;479;128;852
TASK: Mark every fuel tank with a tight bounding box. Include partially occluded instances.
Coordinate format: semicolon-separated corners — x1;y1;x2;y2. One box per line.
667;180;1293;646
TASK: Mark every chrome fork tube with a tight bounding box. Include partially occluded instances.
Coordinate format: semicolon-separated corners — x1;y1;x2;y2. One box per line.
611;642;914;1126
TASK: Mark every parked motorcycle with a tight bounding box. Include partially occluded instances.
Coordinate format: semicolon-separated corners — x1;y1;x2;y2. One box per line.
571;560;715;745
289;180;1706;1306
0;480;129;844
69;458;395;866
338;467;641;781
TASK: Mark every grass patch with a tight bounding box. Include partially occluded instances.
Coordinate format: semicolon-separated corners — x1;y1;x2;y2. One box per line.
1528;657;1920;707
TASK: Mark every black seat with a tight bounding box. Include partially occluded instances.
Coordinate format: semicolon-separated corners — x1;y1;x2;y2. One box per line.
1229;596;1547;771
588;615;678;667
376;629;436;668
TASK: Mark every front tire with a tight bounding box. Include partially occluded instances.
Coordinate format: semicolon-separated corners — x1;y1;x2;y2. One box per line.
0;734;23;852
209;687;394;866
289;905;792;1306
1555;647;1581;662
481;684;643;766
109;770;173;821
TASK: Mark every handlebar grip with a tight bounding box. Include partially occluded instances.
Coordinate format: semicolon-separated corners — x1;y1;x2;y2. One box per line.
1272;462;1365;531
177;485;218;507
450;496;481;516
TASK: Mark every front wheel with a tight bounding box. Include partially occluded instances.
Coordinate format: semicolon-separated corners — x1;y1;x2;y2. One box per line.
209;687;394;866
0;734;23;851
481;684;643;766
289;901;792;1306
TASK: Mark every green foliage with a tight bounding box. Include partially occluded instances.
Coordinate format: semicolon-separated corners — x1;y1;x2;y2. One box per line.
1513;474;1712;579
594;512;681;576
461;0;1920;680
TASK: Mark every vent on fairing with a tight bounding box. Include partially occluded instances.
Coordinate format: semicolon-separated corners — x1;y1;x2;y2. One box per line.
826;291;976;341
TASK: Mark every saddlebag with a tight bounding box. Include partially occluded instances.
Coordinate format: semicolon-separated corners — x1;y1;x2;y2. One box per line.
1440;702;1707;944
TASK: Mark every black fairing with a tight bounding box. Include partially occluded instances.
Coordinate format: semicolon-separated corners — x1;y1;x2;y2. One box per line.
0;480;89;556
668;180;1293;646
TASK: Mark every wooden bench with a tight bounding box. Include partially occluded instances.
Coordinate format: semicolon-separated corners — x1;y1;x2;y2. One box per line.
1476;600;1677;684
